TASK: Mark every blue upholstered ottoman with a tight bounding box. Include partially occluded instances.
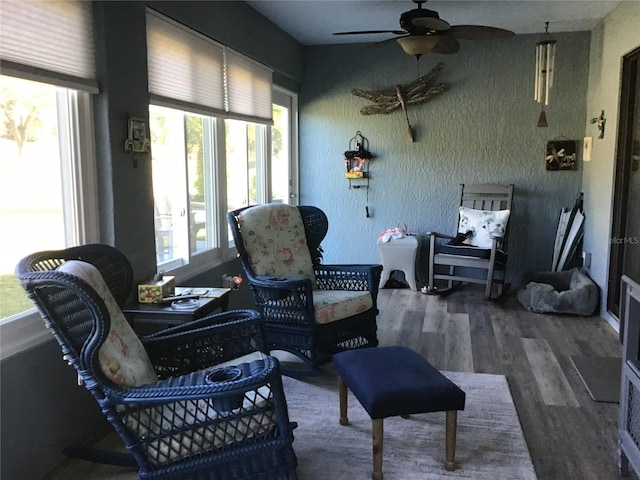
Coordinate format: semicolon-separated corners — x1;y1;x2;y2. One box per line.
333;346;466;480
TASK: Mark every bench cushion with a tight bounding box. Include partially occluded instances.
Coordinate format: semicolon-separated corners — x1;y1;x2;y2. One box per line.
439;243;507;265
334;346;465;419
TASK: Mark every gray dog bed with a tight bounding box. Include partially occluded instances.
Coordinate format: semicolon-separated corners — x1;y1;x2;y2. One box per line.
517;268;598;316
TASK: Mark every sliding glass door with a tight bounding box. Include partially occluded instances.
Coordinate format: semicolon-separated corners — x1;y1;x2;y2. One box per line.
608;47;640;320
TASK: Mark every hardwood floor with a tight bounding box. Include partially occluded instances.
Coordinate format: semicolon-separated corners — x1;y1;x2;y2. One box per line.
40;285;633;480
376;286;632;480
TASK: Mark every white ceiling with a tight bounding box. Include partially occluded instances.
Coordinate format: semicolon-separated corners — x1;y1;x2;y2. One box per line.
246;0;622;46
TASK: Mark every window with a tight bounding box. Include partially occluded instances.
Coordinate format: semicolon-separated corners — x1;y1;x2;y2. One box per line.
146;10;298;268
272;88;298;204
150;105;219;268
147;10;277;271
226;119;267;212
0;75;97;322
0;0;98;358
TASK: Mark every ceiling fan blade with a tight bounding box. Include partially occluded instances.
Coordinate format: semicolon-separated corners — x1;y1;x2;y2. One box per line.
333;30;406;36
431;35;460;55
370;35;408;47
448;25;515;40
410;17;450;31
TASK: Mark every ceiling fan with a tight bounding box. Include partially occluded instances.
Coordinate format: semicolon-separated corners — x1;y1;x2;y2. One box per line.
333;0;515;58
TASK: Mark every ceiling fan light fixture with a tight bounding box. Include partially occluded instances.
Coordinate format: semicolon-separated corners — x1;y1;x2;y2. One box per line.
397;35;439;58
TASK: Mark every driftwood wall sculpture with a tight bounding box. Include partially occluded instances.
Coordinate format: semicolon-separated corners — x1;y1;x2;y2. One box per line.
351;62;446;142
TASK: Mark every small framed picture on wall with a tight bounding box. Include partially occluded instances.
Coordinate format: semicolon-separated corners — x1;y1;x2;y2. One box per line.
545;140;577;171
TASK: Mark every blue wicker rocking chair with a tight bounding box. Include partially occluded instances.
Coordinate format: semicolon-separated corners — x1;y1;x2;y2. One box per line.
16;244;297;480
227;204;381;375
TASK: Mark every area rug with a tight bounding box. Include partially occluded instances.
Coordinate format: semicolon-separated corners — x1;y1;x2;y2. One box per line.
285;370;537;480
42;371;537;480
570;355;621;403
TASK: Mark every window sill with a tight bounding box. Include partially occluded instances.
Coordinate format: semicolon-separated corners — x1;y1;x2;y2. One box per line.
0;311;51;361
167;248;239;283
1;249;240;360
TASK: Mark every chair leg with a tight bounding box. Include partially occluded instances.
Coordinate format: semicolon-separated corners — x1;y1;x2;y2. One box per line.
428;236;436;291
445;410;458;471
484;278;494;299
339;377;349;426
447;265;455;290
372;418;384;480
485;243;499;299
484;265;496;299
379;269;391;290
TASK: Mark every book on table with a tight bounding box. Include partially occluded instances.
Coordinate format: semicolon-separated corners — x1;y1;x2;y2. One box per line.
174;286;230;299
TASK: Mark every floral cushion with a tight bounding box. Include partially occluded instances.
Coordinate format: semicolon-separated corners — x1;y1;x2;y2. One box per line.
239;204;317;287
458;207;510;249
58;260;158;387
313;290;373;324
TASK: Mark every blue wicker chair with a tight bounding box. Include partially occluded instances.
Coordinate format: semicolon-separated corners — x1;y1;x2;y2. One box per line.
227;204;381;375
16;244;297;480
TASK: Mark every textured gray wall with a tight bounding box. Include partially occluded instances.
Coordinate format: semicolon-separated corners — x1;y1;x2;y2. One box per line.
299;32;590;286
0;341;110;480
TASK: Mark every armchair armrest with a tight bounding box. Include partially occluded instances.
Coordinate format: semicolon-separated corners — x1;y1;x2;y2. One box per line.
250;274;310;290
142;309;267;378
108;357;276;404
242;273;317;330
248;273;314;305
426;231;457;241
314;264;383;302
102;357;295;469
489;235;508;256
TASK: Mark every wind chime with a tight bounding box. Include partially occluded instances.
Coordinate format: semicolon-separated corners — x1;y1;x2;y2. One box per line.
534;22;556;127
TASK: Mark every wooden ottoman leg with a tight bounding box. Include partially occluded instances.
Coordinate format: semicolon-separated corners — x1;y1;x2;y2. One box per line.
372;418;384;480
445;410;457;471
339;376;349;426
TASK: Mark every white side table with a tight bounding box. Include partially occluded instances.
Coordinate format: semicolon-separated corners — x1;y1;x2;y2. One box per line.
377;235;420;291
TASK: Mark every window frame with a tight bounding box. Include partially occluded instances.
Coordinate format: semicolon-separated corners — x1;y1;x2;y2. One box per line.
150;104;230;277
155;88;299;269
272;86;299;206
0;85;99;360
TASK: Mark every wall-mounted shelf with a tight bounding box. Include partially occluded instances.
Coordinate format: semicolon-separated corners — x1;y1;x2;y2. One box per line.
344;131;372;190
347;172;369;189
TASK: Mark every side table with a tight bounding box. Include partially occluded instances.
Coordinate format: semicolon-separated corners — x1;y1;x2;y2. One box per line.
123;287;230;333
377;235;421;291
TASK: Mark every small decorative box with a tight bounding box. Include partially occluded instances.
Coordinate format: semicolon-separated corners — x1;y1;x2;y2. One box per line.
138;275;175;303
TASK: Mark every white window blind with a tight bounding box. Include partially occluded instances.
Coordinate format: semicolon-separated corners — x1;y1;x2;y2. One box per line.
225;48;273;124
0;0;97;92
146;11;225;116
